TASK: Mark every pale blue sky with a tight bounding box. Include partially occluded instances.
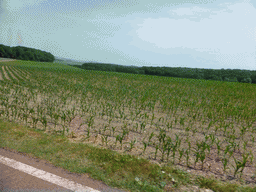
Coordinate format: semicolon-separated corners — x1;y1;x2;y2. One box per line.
0;0;256;70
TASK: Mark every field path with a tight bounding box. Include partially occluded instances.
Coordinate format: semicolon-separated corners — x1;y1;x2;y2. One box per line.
1;66;10;80
0;58;17;62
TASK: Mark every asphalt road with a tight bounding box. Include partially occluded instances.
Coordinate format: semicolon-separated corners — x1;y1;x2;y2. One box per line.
0;147;129;192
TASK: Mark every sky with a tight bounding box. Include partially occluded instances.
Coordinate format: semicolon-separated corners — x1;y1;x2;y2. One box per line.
0;0;256;70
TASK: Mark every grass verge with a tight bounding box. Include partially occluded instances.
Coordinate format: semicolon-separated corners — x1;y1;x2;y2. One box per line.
1;118;256;192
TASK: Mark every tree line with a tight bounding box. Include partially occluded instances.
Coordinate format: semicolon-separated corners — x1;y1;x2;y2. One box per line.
1;42;255;85
0;44;55;63
71;62;256;84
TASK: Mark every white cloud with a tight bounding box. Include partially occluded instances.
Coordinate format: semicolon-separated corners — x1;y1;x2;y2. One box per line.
170;6;211;17
1;0;256;70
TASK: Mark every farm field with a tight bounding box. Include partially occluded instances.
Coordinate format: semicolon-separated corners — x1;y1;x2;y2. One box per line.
0;59;256;191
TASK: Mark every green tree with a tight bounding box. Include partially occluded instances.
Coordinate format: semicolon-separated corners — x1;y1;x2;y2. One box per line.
23;54;30;61
241;77;252;84
0;47;6;57
250;73;256;84
3;46;13;58
13;47;25;59
24;51;35;61
212;75;223;81
224;77;238;82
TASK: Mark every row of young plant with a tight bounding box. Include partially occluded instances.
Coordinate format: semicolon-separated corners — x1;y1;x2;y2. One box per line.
0;63;256;179
0;65;30;82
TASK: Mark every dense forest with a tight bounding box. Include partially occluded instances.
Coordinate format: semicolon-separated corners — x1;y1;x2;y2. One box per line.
71;62;256;84
0;44;55;62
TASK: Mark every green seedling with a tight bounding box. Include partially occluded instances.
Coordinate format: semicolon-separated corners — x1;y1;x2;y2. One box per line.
31;115;39;129
148;131;154;144
140;121;146;133
185;148;191;167
178;148;185;164
53;113;60;128
142;140;148;154
128;138;137;151
41;116;47;131
231;152;250;178
101;135;109;146
115;134;124;150
154;144;159;160
111;126;116;136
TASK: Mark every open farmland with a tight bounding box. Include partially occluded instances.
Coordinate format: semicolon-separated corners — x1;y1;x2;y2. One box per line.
0;60;256;191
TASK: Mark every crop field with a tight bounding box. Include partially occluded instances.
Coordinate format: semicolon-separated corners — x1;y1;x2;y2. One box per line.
1;60;256;191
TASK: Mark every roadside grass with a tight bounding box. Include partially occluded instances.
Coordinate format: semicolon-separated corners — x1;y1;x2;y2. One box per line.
1;119;255;192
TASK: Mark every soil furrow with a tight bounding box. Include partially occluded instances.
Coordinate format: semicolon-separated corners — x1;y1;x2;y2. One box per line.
6;66;18;80
15;67;31;79
2;66;10;80
8;66;26;81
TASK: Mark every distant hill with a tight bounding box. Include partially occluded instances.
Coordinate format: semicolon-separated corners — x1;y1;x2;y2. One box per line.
54;56;102;65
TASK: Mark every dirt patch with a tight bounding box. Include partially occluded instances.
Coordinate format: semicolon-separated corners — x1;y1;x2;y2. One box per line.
0;58;17;62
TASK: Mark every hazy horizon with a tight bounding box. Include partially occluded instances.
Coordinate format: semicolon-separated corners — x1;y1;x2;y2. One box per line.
0;0;256;70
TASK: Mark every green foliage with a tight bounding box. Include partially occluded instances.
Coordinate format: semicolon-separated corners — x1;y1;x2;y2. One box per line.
212;75;223;81
24;51;35;61
0;44;14;58
0;47;6;57
196;176;239;192
224;77;238;82
0;44;55;63
12;46;25;59
241;77;252;84
73;62;256;85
